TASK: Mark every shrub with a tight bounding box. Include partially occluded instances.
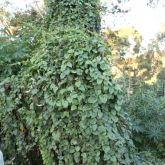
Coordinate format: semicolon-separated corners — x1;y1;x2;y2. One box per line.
124;84;165;160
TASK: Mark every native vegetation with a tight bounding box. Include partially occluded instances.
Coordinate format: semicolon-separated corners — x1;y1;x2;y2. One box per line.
0;0;165;164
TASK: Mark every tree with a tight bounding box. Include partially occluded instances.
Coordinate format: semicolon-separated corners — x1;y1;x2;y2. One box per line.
0;0;138;164
104;26;165;97
104;27;143;96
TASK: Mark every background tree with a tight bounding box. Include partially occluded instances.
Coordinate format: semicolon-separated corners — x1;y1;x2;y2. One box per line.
104;27;143;95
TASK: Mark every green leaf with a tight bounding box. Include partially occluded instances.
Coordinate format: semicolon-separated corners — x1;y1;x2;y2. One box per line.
62;112;69;118
52;131;61;141
76;69;83;75
111;156;117;163
98;110;103;118
99;94;108;103
97;79;102;84
98;47;105;53
66;62;72;67
71;139;77;145
75;146;80;152
31;88;38;95
71;105;77;111
74;151;80;163
92;124;97;131
111;116;118;123
115;105;121;111
96;89;101;95
62;100;69;108
75;81;81;88
50;84;58;93
103;146;110;154
68;86;74;91
68;49;74;54
88;96;97;103
81;152;87;162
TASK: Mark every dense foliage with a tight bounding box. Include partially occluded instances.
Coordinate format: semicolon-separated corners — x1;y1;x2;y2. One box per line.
1;27;136;164
45;0;101;32
0;0;137;164
1;0;165;164
124;84;165;161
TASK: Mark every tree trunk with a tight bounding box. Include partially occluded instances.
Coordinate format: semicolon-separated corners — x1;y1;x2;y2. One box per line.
44;0;101;32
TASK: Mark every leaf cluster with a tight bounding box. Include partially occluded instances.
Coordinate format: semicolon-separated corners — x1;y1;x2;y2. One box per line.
0;27;137;164
124;84;165;160
44;0;101;32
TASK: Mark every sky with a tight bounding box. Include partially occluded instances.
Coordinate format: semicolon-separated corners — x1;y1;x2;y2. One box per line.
102;0;165;46
2;0;165;46
1;0;44;12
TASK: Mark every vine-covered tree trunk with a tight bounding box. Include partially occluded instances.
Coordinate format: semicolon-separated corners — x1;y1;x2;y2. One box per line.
45;0;101;32
0;0;136;165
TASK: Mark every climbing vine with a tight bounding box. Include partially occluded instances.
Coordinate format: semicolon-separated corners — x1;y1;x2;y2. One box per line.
0;0;145;164
44;0;101;32
1;27;136;164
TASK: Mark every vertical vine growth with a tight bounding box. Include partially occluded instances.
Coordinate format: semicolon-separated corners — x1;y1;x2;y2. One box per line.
45;0;101;32
0;0;136;164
